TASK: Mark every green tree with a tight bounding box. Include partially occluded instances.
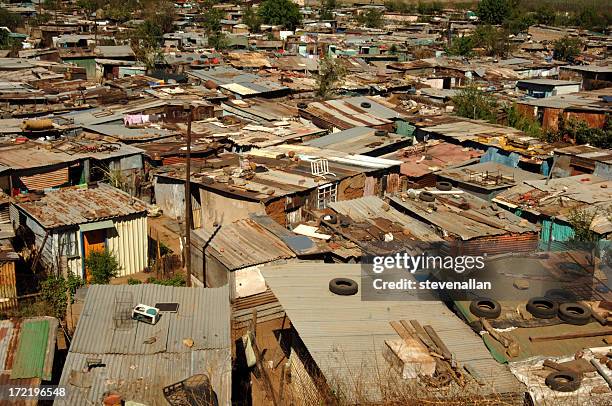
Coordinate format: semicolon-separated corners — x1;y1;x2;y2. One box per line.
199;1;227;50
446;35;473;56
85;250;120;284
476;0;513;25
316;55;346;99
575;6;606;31
358;9;384;28
473;25;511;57
76;0;103;19
451;86;498;123
242;6;261;32
534;5;555;25
504;103;542;138
417;1;442;15
553;36;582;62
0;8;22;30
258;0;302;30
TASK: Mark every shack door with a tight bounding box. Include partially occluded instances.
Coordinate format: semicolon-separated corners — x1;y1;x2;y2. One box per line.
83;229;106;281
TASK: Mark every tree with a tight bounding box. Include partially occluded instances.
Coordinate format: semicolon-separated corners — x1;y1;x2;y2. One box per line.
575;6;607;31
316;55;346;99
358;9;383;28
40;272;83;320
473;25;511;57
451;86;498;123
141;0;176;33
504;103;542;138
199;0;227;50
258;0;302;30
553;36;583;62
476;0;513;25
0;8;22;30
85;250;120;284
242;6;261;33
446;35;473;56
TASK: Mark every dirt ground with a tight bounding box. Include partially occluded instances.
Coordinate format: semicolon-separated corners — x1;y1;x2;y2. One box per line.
233;316;292;405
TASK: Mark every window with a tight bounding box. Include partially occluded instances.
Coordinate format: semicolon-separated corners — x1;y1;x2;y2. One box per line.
61;232;78;257
317;183;337;209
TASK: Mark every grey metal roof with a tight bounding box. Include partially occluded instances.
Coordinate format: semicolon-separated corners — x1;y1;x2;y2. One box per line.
305;126;408;155
192;218;296;271
329;196;443;242
57;284;231;405
261;263;524;402
388;189;538;240
516;79;580;87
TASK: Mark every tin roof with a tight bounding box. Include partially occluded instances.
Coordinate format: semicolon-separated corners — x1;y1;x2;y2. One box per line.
261;263;524;402
304;126;409;155
492;175;612;233
15;183;148;229
389;189;539;240
192;218;296;271
57;284;231;405
437;161;545;192
382;141;483;178
0;317;57;383
303;97;397;130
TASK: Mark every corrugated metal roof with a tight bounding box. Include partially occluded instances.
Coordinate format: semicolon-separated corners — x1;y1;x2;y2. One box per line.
15;183;147;229
305;126;408;155
388;189;538;240
193;218;296;271
58;284;231;405
329;196;443;242
0;317;57;383
261;263;524;401
10;319;49;379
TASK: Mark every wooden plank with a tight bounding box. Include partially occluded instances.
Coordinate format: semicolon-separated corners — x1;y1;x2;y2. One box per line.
424;325;452;360
529;329;612;342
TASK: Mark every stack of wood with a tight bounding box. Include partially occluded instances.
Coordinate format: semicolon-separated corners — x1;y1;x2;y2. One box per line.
385;319;472;387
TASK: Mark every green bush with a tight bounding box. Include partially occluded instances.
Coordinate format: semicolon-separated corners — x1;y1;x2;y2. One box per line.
146;274;186;286
85;250;120;284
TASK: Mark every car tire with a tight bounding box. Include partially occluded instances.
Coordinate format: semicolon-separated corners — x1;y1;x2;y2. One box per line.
297;102;308;109
526;297;558;319
329;278;358;296
558;302;591;325
419;191;435;202
360;102;371;108
374;130;387;137
469;298;501;319
436;181;452;191
545;371;581;392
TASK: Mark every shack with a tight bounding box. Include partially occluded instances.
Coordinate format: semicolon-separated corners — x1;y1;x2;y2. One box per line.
11;183;148;279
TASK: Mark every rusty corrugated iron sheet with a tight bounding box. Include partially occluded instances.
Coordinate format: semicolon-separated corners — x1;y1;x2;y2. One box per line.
15;183;147;229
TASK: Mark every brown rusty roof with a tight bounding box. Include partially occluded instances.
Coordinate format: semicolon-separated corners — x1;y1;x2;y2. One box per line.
15;183;147;229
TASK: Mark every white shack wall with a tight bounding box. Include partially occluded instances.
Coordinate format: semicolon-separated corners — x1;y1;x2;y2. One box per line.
107;215;148;277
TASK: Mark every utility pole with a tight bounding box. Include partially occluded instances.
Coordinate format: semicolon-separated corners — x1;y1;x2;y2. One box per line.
184;103;193;287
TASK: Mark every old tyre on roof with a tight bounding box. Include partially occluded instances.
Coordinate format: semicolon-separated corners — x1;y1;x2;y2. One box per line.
419;191;435;202
360;101;371;108
526;297;558;319
558;302;591;325
545;371;581;392
469;298;501;319
297;102;308;109
436;181;452;191
374;130;387;137
329;278;359;296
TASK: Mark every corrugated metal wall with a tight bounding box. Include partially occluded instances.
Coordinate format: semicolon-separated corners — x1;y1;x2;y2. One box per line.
0;261;16;311
107;215;148;277
19;167;69;191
